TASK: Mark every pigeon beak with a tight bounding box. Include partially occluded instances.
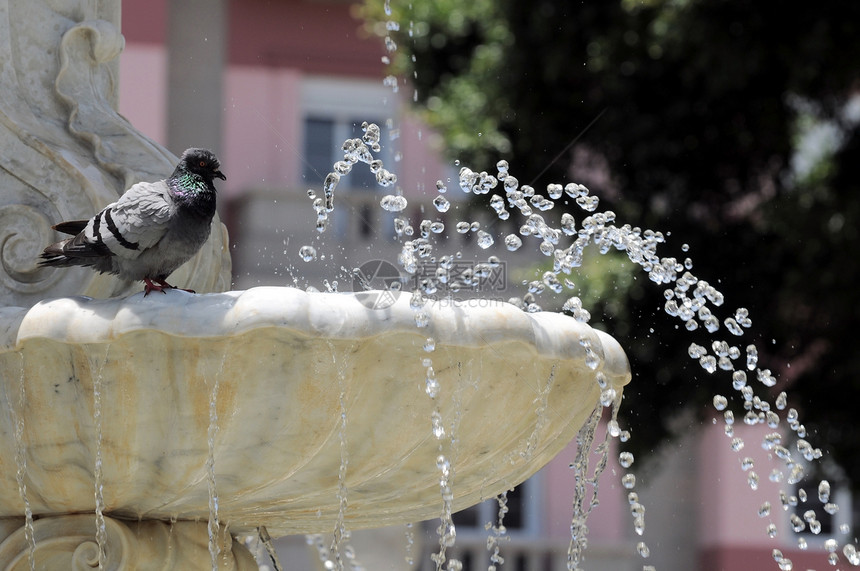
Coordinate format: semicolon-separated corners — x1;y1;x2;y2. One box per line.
214;170;226;181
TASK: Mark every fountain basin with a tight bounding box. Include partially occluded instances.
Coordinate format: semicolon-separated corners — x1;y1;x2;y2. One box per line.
0;287;630;536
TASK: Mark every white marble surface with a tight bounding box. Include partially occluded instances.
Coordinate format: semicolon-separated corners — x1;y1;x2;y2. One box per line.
0;0;231;308
0;287;630;536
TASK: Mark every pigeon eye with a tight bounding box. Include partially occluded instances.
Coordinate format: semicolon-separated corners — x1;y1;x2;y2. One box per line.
199;160;206;167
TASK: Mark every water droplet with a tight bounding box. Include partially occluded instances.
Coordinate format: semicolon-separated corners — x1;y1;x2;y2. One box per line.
619;452;634;468
818;480;831;503
477;230;494;249
746;345;758;370
636;542;650;558
699;355;717;374
713;395;728;411
748;471;759;490
504;234;522;251
539;240;554;256
775;391;787;410
299;245;317;262
622;473;636;489
688;343;707;359
766;523;777;538
790;514;805;533
600;388;616;408
431;412;445;439
724;318;743;336
547;183;563;199
414;311;430;328
756;368;776;387
560;213;576;236
433;195;450;212
380;194;408;212
425;370;439;398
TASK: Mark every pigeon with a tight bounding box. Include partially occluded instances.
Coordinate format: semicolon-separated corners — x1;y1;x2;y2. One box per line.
39;148;226;296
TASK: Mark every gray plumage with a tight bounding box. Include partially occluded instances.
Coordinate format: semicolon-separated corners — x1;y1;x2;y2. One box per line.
40;148;226;295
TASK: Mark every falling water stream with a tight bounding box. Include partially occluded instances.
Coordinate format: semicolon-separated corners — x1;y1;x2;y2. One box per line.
10;353;36;571
303;341;366;571
207;374;220;571
92;347;110;570
207;352;231;571
299;116;859;569
486;492;509;571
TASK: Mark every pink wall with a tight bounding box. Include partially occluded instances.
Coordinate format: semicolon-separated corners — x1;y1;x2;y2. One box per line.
227;0;384;77
118;44;168;146
698;422;784;548
397;114;452;199
542;422;627;543
121;0;167;44
697;422;832;570
222;66;303;198
120;0;395;197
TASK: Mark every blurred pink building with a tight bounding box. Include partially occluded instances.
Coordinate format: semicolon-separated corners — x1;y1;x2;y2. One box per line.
117;1;851;569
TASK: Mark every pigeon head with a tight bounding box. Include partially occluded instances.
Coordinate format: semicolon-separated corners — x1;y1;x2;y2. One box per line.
177;148;226;184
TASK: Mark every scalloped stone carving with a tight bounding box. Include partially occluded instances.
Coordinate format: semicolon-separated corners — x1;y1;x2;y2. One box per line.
0;287;631;537
0;515;257;570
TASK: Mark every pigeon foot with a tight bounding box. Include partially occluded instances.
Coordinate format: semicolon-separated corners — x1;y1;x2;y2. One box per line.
143;278;196;296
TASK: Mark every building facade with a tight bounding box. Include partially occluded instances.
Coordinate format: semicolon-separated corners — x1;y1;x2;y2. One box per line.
117;1;853;569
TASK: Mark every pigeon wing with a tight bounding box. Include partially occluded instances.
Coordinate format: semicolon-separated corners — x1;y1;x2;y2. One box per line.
78;180;175;260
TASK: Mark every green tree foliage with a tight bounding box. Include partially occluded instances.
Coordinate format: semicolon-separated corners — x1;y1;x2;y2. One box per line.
363;0;860;485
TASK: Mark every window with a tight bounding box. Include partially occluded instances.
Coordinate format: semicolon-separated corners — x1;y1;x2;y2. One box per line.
791;472;852;543
298;77;401;243
419;478;546;571
301;117;387;191
452;484;528;532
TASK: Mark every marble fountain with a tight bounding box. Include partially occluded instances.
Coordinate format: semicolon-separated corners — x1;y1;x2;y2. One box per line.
0;0;631;568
